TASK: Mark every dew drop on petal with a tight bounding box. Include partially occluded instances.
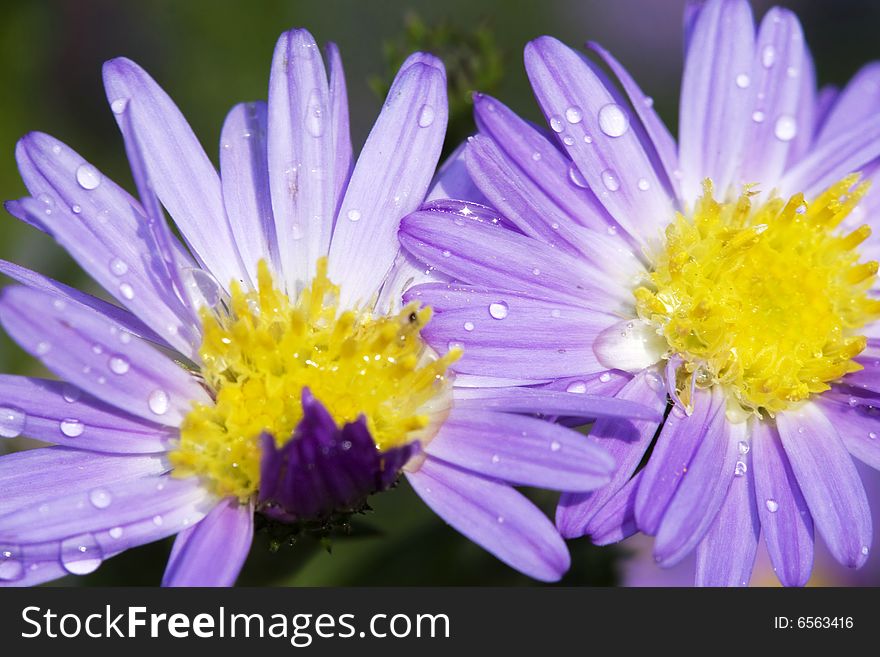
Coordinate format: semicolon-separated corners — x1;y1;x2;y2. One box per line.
148;390;169;416
531;151;542;161
761;45;776;68
0;545;24;582
108;527;123;540
735;73;751;88
601;169;620;192
418;104;436;128
597;103;629;137
637;178;650;191
109;355;130;375
109;258;129;276
119;283;134;300
60;419;84;438
550;440;561;452
110;98;129;114
734;460;748;477
549;116;564;133
752;110;765;123
304;88;325;137
152;515;164;527
75;164;102;190
566;381;587;394
565;106;583;124
774;115;797;142
463;321;475;332
62;384;81;403
60;534;103;575
491;454;500;464
737;440;750;455
441;249;451;258
347;208;361;222
562;135;575;146
568;163;588;189
89;488;112;509
0;407;26;438
488;301;509;320
765;498;779;513
869;432;877;440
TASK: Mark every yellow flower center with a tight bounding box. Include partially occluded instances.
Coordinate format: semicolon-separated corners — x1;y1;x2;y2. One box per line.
170;258;460;501
635;176;879;418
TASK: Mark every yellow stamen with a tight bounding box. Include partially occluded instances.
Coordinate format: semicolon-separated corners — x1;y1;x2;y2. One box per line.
170;258;460;501
635;176;877;417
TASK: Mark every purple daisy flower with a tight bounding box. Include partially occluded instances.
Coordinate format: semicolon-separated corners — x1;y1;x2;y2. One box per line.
0;28;646;586
399;0;880;586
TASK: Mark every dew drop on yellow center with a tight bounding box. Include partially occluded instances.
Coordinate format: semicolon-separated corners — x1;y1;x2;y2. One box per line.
169;258;460;501
635;175;880;418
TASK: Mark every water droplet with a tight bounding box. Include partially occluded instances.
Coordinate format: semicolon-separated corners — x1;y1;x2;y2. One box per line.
752;110;765;123
109;355;130;375
463;321;475;332
346;208;361;222
184;268;221;308
583;134;593;144
36;341;51;355
305;89;325;137
496;515;505;524
861;545;869;556
62;384;81;403
71;204;82;214
418;104;435;128
597;103;629;137
637;177;650;191
491;454;500;464
109;258;128;276
567;163;589;189
531;268;541;276
550;440;561;452
531;151;542;161
0;407;26;438
110;98;129;114
734;461;748;477
565;106;583;124
447;341;464;352
765;498;779;513
774;115;797;142
488;301;509;320
735;73;750;88
0;545;24;582
566;381;587;394
761;45;776;68
75;163;101;190
118;283;134;300
108;527;123;540
549;116;564;133
60;534;103;575
869;432;877;440
562;135;575;146
89;488;112;509
148;390;169;416
599;372;612;383
441;249;451;258
645;372;664;392
550;309;561;318
152;515;164;526
60;419;84;438
601;169;620;192
737;441;750;455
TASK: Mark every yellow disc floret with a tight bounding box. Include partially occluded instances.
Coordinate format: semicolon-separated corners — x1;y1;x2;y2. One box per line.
635;176;880;417
170;258;460;501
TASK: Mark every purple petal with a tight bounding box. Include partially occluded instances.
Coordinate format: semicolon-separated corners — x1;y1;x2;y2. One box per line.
162;497;253;587
0;375;171;453
752;420;814;587
328;54;447;309
103;57;246;290
326;42;353;206
0;447;167;517
585;41;680;200
653;389;743;566
678;0;755;202
524;36;673;244
266;30;339;289
584;471;643;546
0;259;159;342
424;408;613;492
471;93;618;235
816;396;880;471
258;389;414;522
451;386;662;422
738;8;807;190
407;456;569;581
694;447;759;586
635;387;718;535
220;101;277;287
0;474;214;575
400;204;628;309
13;133;197;355
817;62;880;146
777;403;872;568
428;140;486;205
0;286;210;426
556;371;667;538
